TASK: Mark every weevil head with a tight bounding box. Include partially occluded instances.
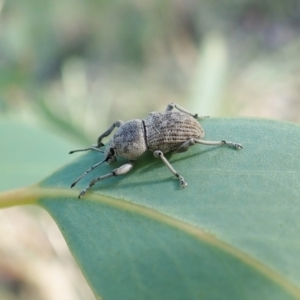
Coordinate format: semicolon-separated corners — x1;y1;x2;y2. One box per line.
104;119;147;162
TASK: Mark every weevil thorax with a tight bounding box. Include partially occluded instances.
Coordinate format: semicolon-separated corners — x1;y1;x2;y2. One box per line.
104;119;147;162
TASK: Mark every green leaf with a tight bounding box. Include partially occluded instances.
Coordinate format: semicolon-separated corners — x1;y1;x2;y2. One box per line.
1;118;300;300
0;119;79;192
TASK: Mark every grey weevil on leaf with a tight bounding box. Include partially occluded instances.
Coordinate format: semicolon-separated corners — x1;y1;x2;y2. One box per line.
69;103;243;198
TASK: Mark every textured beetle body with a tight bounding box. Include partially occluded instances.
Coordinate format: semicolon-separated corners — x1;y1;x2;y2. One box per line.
144;111;204;153
105;111;204;160
69;103;242;198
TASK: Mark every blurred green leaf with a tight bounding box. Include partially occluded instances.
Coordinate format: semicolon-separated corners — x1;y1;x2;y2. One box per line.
1;118;300;299
35;99;92;145
0;119;79;191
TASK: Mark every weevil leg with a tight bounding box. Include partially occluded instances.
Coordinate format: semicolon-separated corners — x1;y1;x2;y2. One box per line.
78;161;134;198
165;103;209;120
154;150;187;188
70;121;124;153
176;138;242;153
70;158;107;188
97;120;124;147
176;139;196;153
69;146;104;154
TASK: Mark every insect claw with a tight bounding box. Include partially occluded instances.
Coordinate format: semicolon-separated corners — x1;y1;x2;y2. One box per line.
179;176;188;188
70;182;76;188
234;143;243;150
78;190;86;199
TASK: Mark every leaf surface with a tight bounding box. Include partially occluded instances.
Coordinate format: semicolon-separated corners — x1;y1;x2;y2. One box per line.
0;119;78;191
2;118;300;300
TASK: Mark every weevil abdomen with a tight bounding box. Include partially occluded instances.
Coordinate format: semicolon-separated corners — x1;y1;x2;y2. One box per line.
144;111;204;153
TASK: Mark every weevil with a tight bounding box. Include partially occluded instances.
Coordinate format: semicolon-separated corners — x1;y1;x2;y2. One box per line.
69;103;242;198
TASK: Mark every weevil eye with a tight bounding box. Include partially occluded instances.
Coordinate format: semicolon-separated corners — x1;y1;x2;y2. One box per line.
106;147;116;164
109;148;115;155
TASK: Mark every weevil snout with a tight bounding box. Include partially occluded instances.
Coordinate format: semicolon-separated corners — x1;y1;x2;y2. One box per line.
105;147;117;164
103;140;117;164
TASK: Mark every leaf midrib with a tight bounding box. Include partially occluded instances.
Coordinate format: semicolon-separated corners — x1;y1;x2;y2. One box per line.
1;185;299;298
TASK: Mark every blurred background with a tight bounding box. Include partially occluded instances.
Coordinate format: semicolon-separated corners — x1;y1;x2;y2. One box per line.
1;0;300;299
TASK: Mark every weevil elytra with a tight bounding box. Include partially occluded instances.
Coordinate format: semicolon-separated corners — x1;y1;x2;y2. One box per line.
69;103;242;198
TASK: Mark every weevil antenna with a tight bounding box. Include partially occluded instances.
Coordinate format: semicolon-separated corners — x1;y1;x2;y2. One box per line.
70;158;107;188
69;146;104;154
